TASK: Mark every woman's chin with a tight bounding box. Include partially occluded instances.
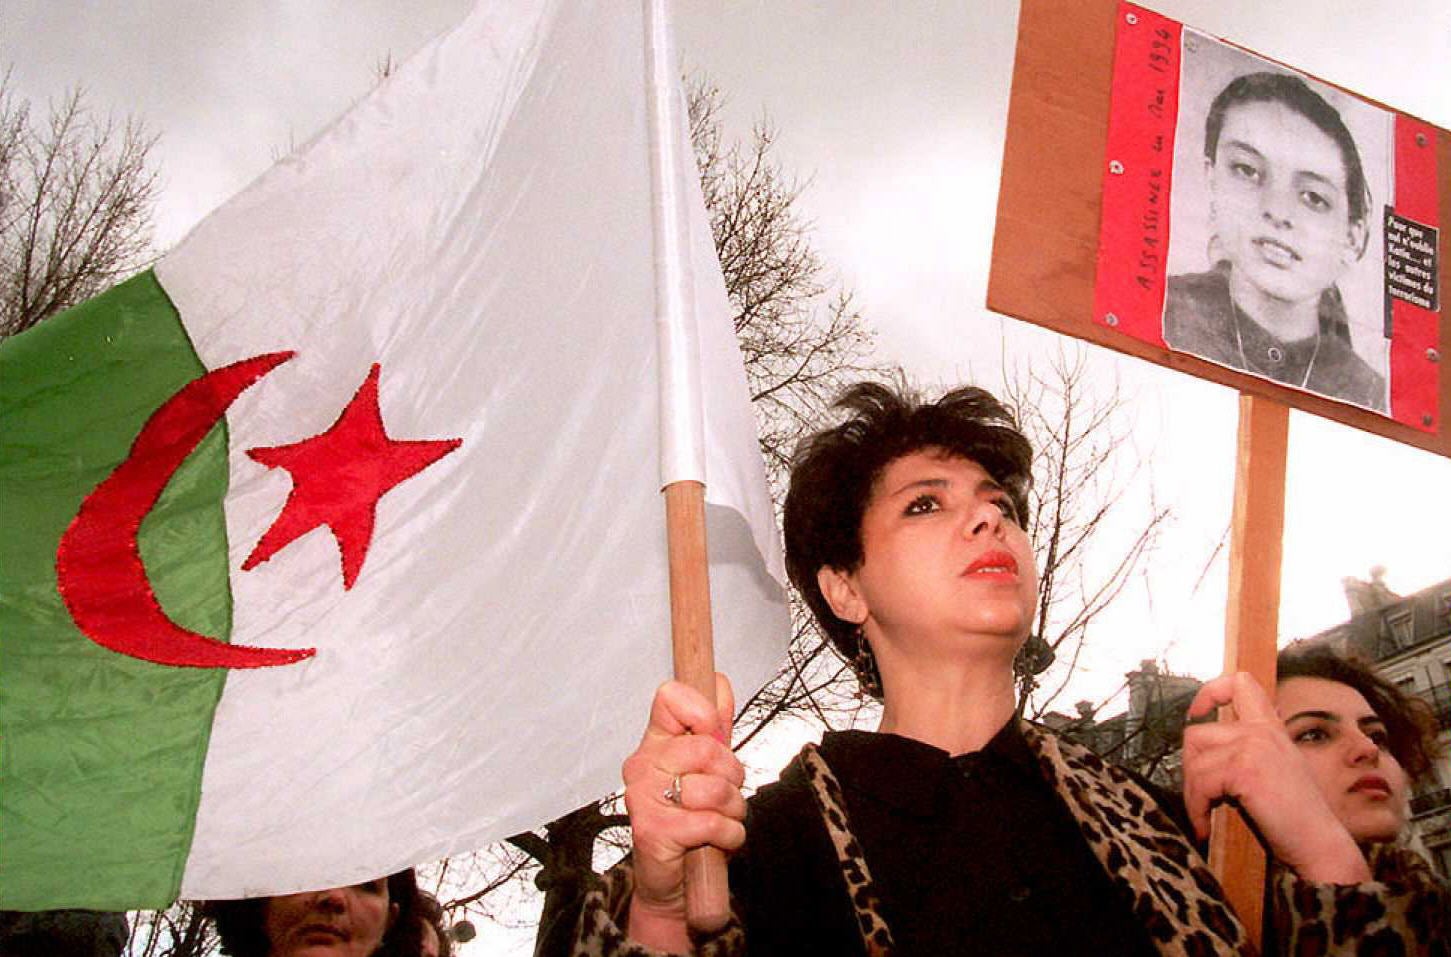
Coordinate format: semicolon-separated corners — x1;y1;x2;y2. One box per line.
929;627;1030;670
277;940;373;957
951;615;1032;648
1348;812;1407;846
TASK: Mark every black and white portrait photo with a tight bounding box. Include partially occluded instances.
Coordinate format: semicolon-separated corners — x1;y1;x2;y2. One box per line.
1161;30;1393;413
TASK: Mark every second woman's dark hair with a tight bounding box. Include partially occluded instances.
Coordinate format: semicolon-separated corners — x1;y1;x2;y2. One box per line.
414;889;454;957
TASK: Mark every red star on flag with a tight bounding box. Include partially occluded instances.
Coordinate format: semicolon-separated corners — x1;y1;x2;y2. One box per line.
242;364;461;589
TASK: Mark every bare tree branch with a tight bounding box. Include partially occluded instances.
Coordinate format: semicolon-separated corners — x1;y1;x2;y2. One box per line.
1;75;158;338
1002;346;1172;716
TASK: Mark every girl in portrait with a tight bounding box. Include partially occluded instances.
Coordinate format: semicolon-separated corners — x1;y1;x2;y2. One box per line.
1163;71;1387;412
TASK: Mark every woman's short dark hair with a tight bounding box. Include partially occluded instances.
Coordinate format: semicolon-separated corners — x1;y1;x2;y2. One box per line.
208;869;421;957
783;379;1033;672
1278;645;1443;783
413;890;453;957
1204;71;1370;231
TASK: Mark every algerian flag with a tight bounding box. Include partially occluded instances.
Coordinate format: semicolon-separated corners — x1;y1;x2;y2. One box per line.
0;0;788;909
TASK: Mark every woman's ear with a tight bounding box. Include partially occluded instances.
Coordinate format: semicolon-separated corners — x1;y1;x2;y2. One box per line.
1343;217;1369;265
817;565;867;625
387;901;400;930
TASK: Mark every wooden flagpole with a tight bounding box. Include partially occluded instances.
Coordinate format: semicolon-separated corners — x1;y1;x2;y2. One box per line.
663;481;732;931
1208;392;1290;946
643;0;731;931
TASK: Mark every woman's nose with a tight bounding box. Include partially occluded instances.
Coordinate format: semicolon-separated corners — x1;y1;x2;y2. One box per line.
966;499;1004;538
313;887;348;913
1344;730;1381;765
1260;186;1295;228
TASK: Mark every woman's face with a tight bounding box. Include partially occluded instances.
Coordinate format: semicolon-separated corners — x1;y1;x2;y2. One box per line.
262;879;397;957
1207;99;1361;308
1277;677;1409;843
820;450;1038;658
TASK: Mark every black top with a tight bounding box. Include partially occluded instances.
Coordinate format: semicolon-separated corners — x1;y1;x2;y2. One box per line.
1162;267;1387;412
731;722;1167;955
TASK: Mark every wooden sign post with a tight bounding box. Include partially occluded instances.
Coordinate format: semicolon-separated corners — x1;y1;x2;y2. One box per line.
1208;393;1289;933
989;0;1450;943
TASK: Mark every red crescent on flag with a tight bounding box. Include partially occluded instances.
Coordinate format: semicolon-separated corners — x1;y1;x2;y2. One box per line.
56;351;316;669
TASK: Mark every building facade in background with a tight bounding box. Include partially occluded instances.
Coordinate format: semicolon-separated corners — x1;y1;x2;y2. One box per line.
1046;661;1200;789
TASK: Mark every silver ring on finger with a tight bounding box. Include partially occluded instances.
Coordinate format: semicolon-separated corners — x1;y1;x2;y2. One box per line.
663;773;683;806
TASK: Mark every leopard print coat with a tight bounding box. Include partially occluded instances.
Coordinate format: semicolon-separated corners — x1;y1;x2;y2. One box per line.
563;723;1446;956
1266;843;1449;956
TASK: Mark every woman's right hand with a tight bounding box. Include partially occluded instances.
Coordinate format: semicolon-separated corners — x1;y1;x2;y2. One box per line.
621;674;747;950
1182;672;1370;883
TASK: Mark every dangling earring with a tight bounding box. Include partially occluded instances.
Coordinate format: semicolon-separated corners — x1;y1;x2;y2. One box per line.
1013;633;1055;681
852;627;883;700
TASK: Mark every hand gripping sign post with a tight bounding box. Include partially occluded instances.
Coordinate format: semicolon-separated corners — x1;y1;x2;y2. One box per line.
990;0;1448;944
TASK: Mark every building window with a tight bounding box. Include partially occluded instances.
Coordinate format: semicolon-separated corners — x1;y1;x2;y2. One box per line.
1386;610;1414;649
1424;680;1451;733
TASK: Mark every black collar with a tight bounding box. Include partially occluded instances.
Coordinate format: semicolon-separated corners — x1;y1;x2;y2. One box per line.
815;719;1040;817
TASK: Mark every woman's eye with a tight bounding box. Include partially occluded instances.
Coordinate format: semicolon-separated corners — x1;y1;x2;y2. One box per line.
355;879;387;895
1292;726;1329;745
903;494;940;516
992;496;1019;524
1229;161;1262;184
1368;729;1391;749
1299;189;1332;212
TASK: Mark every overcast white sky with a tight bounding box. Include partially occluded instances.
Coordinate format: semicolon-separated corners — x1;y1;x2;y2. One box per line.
5;1;1450;947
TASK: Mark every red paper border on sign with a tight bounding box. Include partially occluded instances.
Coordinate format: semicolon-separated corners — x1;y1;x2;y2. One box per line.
1092;3;1182;345
1095;4;1442;431
992;0;1450;458
1389;116;1442;432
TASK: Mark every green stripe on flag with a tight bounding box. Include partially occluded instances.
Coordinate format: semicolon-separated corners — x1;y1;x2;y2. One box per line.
0;271;233;909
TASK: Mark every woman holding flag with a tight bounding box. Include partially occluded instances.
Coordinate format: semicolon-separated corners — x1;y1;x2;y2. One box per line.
563;381;1252;955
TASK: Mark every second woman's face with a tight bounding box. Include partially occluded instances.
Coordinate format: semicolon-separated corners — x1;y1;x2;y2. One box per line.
1277;677;1409;844
263;878;397;957
826;450;1038;653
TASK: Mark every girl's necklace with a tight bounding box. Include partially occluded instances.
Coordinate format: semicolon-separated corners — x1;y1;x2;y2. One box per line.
1231;302;1322;389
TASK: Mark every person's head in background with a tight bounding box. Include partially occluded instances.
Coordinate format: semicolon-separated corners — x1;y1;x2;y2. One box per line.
0;909;129;957
413;891;453;957
1276;645;1442;844
208;870;422;957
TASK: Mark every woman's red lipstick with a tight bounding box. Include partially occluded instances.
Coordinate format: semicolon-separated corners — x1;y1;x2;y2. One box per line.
1349;774;1391;798
965;550;1018;580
